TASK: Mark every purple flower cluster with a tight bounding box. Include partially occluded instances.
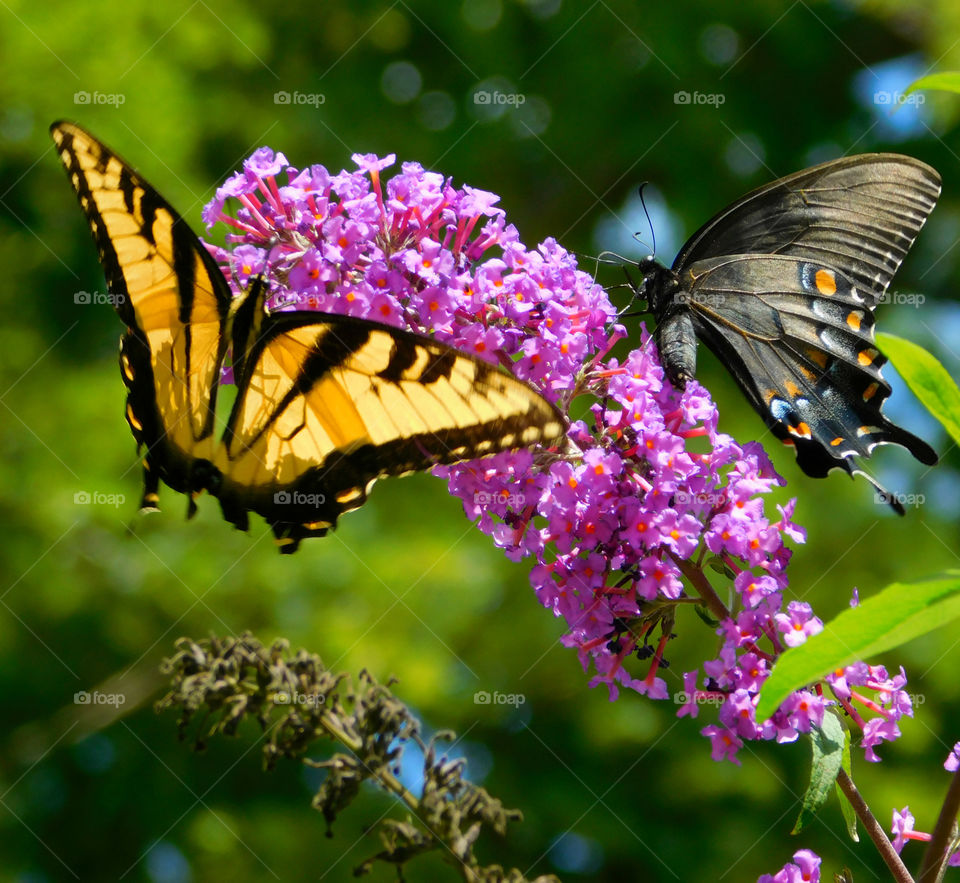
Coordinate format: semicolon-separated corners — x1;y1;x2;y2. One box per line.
201;147;911;774
757;849;821;883
825;661;912;762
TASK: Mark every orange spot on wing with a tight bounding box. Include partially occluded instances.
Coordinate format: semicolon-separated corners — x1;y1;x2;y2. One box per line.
830;437;844;446
846;311;862;331
815;269;837;295
858;348;878;367
805;348;829;369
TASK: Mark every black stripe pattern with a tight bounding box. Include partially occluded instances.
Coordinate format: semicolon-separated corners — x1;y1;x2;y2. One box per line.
52;121;567;552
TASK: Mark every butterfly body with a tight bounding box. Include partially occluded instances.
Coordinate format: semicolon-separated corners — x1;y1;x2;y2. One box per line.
640;255;698;386
52;121;566;552
639;154;941;510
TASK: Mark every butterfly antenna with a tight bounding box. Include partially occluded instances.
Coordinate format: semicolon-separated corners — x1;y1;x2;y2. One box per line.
578;250;650;319
593;249;638;265
638;182;656;258
571;249;627;284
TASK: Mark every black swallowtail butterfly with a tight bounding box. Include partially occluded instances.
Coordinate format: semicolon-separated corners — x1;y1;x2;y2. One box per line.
638;154;940;512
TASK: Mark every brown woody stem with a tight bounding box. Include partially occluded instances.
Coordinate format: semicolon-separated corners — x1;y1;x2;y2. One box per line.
918;767;960;883
836;768;913;883
672;553;730;623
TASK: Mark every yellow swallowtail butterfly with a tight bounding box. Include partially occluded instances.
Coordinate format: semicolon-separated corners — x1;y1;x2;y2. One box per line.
51;121;566;553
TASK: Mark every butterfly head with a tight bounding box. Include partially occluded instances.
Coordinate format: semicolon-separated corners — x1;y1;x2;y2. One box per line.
636;256;679;320
637;255;660;276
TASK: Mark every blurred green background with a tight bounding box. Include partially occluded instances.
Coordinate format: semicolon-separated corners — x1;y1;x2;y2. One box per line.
3;1;960;880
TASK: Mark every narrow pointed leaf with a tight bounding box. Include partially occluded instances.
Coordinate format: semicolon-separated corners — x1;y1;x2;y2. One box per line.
904;72;960;97
835;721;858;842
877;332;960;447
756;572;960;722
793;712;845;833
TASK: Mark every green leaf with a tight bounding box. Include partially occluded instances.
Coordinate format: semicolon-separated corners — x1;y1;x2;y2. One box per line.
835;719;858;842
694;604;720;628
793;712;845;834
756;571;960;722
707;555;736;579
904;72;960;97
876;332;960;447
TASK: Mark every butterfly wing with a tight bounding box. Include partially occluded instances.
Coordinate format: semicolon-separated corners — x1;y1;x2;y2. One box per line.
50;121;231;506
213;313;567;552
673;154;941;306
52;123;567;551
681;254;937;506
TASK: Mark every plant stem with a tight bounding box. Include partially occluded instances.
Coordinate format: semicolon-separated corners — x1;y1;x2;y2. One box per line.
917;768;960;882
312;709;423;810
836;768;913;883
672;553;730;623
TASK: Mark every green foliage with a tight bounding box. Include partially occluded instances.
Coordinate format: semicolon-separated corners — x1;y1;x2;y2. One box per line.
836;732;859;843
878;332;960;447
757;572;960;722
794;713;846;834
905;71;960;98
4;2;960;881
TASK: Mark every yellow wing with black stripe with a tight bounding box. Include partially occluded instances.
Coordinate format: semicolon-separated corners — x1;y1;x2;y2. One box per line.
217;306;564;550
51;121;567;552
50;120;231;508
